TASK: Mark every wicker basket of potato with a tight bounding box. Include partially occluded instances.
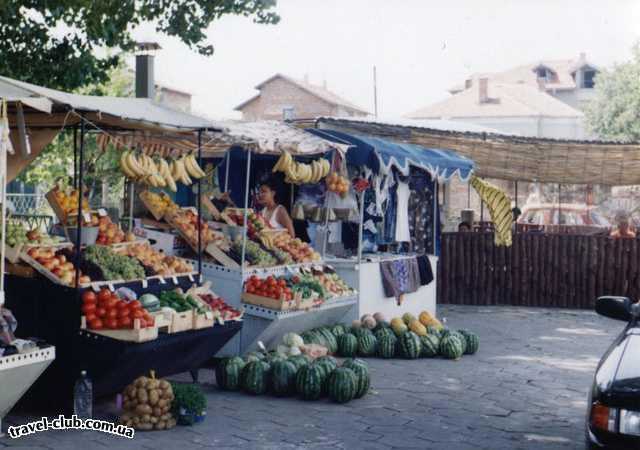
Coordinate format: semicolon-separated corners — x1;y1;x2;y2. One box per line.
118;371;177;431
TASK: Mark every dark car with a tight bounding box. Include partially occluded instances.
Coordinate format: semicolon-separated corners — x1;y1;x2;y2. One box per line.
586;297;640;449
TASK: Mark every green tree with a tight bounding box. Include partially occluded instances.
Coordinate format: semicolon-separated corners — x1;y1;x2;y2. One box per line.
586;43;640;141
0;0;280;91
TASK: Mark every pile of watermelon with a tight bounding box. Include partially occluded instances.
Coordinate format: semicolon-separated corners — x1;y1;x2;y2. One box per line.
215;352;371;404
302;314;479;361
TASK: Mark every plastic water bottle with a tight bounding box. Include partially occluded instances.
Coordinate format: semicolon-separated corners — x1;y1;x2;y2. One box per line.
73;370;93;419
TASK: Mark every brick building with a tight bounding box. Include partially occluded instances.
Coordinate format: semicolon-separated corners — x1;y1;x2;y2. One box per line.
235;74;370;120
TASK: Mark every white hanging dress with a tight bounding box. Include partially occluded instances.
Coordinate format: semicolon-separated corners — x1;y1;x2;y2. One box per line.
395;181;411;242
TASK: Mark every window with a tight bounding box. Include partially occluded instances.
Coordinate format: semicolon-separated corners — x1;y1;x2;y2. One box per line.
282;107;295;120
582;70;596;88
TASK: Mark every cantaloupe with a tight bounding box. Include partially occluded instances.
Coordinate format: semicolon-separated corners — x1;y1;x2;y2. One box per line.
408;319;427;337
361;315;377;330
390;318;408;336
402;313;416;325
373;312;386;323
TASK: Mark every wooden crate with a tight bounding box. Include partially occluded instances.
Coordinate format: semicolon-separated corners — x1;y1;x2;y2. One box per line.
205;243;240;269
4;244;23;263
169;310;194;333
6;262;35;278
139;191;174;221
80;316;158;342
151;310;173;333
200;194;222;220
45;188;68;224
241;292;295;311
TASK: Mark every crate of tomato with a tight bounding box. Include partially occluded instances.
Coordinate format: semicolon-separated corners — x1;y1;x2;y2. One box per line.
80;288;158;342
242;275;296;311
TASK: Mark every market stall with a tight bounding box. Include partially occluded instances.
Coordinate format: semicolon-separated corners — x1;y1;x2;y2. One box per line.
305;128;474;321
0;76;244;408
148;121;361;355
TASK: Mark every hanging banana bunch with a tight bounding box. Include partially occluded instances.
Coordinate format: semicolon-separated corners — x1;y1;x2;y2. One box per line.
272;151;331;185
470;175;513;247
119;150;207;192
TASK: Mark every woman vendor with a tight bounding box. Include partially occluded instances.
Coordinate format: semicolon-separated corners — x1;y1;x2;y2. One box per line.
258;178;296;238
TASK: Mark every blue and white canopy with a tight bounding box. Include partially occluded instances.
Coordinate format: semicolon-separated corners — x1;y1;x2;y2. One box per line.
306;128;475;182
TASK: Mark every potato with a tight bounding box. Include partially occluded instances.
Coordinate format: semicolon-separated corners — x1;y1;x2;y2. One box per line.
123;400;132;411
137;422;153;431
156;398;166;408
126;385;137;397
137;387;149;403
147;379;160;390
125;420;133;428
159;380;170;390
150;416;158;424
134;377;147;388
141;414;151;424
135;404;152;415
161;389;173;400
167;418;176;429
155;420;166;430
160;413;171;422
160;405;170;414
119;412;132;423
148;390;160;406
132;416;140;426
152;407;162;417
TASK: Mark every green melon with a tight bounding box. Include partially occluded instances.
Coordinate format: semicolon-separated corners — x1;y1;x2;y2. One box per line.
420;334;440;358
295;364;324;400
241;361;269;395
337;333;358;357
457;329;480;355
331;324;346;338
215;357;245;391
327;367;357;403
376;334;397;359
357;333;377;357
270;360;298;396
374;327;395;341
342;359;370;399
314;356;338;373
397;331;422;359
449;331;467;354
317;328;338;354
288;354;311;371
439;334;464;359
352;327;374;340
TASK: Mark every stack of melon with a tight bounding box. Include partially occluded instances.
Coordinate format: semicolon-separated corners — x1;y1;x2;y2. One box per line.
215;346;371;404
331;311;479;361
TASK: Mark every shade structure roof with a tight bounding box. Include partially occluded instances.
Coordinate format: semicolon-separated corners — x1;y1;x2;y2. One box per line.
318;117;640;186
307;128;475;182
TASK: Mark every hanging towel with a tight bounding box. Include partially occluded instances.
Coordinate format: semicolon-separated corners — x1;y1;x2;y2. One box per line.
471;175;513;247
380;257;420;300
416;255;434;286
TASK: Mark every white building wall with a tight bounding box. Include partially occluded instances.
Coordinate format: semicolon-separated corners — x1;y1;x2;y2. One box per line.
436;116;587;139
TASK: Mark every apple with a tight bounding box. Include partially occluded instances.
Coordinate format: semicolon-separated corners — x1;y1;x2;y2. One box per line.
57;254;67;264
62;262;74;271
52;267;63;277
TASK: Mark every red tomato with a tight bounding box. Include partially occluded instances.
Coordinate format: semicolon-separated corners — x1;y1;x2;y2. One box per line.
82;291;97;304
105;318;118;329
96;307;107;318
131;309;144;319
117;307;130;319
278;279;287;287
81;303;96;315
85;313;97;323
98;289;111;303
115;300;128;310
117;316;132;329
104;298;118;310
128;300;142;310
138;318;147;328
88;318;103;330
106;308;118;319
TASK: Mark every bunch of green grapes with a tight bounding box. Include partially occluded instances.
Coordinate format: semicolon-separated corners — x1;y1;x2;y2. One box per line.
3;221;27;247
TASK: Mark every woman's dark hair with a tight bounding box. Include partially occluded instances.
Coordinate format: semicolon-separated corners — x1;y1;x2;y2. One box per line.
260;177;279;192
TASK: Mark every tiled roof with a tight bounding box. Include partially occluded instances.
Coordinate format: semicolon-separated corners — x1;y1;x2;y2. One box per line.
407;82;583;119
235;73;370;114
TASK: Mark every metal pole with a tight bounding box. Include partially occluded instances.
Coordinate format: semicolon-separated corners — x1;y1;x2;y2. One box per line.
373;66;378;118
224;150;230;193
558;183;562;225
433;181;438;255
515;181;519;207
321;152;334;258
73;125;78;189
467;180;471;208
75;117;85;288
356;189;365;265
128;182;134;231
197;130;203;275
240;150;252;271
0;102;7;303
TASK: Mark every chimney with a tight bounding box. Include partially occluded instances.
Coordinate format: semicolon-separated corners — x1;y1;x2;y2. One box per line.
478;77;488;103
464;79;472;89
135;42;161;98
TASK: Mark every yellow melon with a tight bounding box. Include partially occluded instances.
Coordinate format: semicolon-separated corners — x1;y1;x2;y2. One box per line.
408;319;427;336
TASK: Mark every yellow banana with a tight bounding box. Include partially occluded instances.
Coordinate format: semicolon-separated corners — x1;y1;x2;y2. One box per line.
119;151;136;179
187;154;206;179
127;152;146;178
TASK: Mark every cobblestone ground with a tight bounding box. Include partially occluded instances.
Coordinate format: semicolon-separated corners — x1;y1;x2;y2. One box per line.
2;305;625;449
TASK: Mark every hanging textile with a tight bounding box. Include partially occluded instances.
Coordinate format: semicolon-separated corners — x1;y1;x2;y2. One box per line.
408;169;435;254
471;175;513;247
394;180;411;242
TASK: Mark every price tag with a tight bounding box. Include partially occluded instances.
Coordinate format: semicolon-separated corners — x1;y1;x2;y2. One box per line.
92;283;102;292
98;208;108;217
108;283;115;292
188;274;194;282
172;276;178;285
159;277;166;284
142;279;148;289
83;212;92;223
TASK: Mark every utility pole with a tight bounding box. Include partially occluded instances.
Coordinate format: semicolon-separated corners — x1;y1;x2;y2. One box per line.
373;66;378;118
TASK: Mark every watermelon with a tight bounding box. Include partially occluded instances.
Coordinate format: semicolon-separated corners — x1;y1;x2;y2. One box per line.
337;333;358;357
296;364;324;400
342;359;370;399
426;326;442;337
352;327;374;340
440;328;451;338
314;356;338;373
420;334;440;358
457;329;480;355
331;324;346;338
215;357;245;390
327;367;357;403
374;327;395;341
265;351;286;364
288;354;311;371
241;361;269;395
449;331;467;354
376;334;397;359
439;334;464;359
397;331;422;359
357;333;377;357
373;320;390;332
309;327;338;354
270;360;298;396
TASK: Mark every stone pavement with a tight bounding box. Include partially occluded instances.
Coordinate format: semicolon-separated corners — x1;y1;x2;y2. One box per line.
2;305;625;449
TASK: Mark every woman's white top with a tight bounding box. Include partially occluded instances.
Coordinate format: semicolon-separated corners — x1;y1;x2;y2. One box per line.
261;205;286;230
